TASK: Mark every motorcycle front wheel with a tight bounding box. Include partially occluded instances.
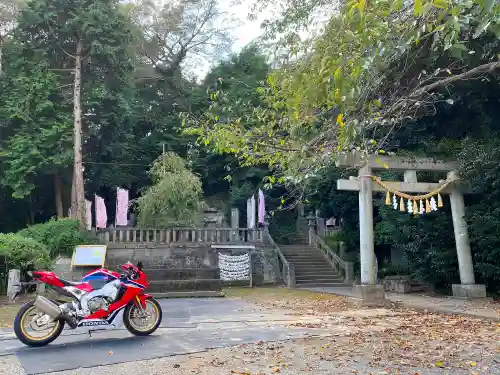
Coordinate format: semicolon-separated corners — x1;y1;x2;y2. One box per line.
14;300;65;347
123;297;162;336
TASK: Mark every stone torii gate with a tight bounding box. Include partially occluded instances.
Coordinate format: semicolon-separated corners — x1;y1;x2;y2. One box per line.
336;152;486;304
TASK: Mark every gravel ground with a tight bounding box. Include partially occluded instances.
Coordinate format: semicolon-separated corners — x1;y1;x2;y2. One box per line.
3;335;500;375
2;289;500;375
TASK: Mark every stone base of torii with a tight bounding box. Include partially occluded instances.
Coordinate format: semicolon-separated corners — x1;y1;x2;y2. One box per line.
336;152;487;305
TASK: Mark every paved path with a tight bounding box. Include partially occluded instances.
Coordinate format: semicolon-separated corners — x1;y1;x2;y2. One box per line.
310;286;500;320
0;298;331;375
2;297;499;375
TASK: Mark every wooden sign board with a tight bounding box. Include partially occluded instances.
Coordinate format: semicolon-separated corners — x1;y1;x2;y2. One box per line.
71;245;107;267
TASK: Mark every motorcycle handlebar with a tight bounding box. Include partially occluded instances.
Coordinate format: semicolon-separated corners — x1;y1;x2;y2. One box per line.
117;263;142;280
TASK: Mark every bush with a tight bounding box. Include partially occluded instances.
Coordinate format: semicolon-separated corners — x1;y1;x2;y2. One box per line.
0;234;51;272
17;218;97;258
136;153;204;227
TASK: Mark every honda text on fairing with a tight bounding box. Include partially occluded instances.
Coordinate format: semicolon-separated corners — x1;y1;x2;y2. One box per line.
12;262;162;347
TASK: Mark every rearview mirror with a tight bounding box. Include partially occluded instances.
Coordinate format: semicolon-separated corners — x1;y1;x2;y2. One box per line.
136;261;143;271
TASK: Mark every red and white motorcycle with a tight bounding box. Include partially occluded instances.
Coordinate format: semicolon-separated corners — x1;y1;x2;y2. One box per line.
12;262;162;347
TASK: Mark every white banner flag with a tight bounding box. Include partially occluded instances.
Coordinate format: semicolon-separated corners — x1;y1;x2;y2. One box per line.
85;200;92;230
115;187;129;226
95;195;107;229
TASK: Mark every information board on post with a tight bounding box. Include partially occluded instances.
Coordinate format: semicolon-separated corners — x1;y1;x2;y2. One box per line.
71;245;107;267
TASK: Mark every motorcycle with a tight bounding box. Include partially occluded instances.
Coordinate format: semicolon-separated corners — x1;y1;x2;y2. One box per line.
12;261;162;347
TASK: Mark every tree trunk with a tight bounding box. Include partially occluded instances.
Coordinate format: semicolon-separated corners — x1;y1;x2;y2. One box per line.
72;39;85;227
0;41;3;78
54;172;64;218
28;194;35;225
70;166;76;217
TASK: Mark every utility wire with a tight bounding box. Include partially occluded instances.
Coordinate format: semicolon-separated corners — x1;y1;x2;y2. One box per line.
83;161;151;167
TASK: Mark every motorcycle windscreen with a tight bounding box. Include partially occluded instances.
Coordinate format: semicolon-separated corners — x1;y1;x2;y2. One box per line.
81;271;115;290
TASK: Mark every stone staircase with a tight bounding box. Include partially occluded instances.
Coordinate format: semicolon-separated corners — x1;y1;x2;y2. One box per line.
280;244;350;288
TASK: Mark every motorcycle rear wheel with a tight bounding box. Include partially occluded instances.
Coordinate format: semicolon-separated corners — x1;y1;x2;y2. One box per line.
123;297;162;336
14;300;65;347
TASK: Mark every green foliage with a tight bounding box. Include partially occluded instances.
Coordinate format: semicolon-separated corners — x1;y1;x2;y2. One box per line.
307;166;359;250
376;199;459;290
185;0;500;183
0;233;50;271
17;218;97;258
323;232;342;252
268;209;297;245
136;153;204;227
0;54;72;198
458;136;500;290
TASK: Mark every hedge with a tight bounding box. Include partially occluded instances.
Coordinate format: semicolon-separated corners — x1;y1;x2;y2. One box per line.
0;234;51;272
17;218;97;258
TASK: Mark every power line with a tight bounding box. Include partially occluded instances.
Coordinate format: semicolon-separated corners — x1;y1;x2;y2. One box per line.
83;161;151;167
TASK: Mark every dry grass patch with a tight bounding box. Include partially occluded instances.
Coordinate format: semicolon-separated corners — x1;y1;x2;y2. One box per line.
0;295;36;328
0;304;18;328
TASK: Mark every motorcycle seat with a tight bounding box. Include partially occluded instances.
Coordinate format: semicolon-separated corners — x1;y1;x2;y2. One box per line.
59;278;87;287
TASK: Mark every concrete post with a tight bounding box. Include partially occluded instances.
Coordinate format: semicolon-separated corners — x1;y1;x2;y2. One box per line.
358;166;376;285
317;217;326;237
231;208;239;229
339;241;347;258
449;188;475;285
447;171;486;298
7;269;21;300
344;261;354;283
352;166;385;305
307;214;316;245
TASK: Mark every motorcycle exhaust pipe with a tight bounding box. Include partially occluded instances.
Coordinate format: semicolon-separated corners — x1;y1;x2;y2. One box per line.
33;296;62;320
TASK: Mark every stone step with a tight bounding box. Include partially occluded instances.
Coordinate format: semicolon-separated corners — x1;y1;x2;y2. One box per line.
295;270;340;276
281;252;321;256
292;263;335;268
282;247;319;250
295;276;345;282
148;279;222;293
292;263;335;273
289;261;331;266
286;258;330;265
282;253;324;257
280;246;319;253
283;255;324;259
283;252;324;256
145;267;219;280
295;270;338;276
295;282;352;288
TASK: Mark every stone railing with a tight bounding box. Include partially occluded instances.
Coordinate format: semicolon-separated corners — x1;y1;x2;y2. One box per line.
263;229;295;288
311;234;354;283
98;227;264;244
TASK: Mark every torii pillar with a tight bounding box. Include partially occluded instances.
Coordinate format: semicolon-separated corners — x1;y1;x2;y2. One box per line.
336;152;486;303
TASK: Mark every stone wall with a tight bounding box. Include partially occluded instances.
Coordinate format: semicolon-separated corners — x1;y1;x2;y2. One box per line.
105;243;217;268
382;275;430;293
54;244;277;288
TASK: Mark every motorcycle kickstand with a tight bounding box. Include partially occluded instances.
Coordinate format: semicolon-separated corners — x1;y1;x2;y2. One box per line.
89;329;100;338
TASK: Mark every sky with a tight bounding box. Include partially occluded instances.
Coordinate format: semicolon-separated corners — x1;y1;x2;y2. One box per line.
226;0;265;52
194;0;267;78
145;0;335;79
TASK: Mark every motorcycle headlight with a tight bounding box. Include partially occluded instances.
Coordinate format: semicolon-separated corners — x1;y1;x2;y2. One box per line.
27;271;32;277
